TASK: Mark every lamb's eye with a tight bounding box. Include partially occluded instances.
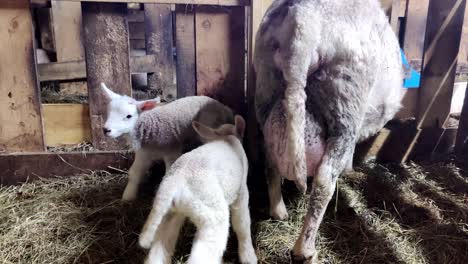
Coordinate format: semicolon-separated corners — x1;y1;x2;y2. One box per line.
126;115;132;119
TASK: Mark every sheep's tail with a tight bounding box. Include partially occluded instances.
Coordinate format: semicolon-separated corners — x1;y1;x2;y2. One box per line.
138;181;177;249
284;81;308;194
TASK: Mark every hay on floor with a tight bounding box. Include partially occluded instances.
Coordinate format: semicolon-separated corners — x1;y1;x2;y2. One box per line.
1;161;467;264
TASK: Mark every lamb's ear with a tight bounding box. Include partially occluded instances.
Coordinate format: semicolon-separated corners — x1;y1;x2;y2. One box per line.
137;99;158;113
100;83;119;100
192;121;217;140
234;115;246;138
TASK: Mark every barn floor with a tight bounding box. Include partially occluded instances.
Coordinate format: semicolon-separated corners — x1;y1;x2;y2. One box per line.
1;160;467;264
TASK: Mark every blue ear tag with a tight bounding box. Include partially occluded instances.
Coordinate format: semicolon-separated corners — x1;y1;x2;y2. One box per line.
401;49;420;89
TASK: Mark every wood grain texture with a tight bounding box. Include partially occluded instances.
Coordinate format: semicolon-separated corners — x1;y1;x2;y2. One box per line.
195;6;246;115
417;0;467;128
175;4;196;98
0;0;45;153
82;2;132;150
43;104;92;146
144;4;177;101
38;55;158;81
0;151;133;185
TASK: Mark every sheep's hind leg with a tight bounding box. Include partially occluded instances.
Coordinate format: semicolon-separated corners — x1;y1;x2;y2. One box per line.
266;163;288;220
144;213;185;264
122;148;155;201
231;186;258;264
188;204;230;264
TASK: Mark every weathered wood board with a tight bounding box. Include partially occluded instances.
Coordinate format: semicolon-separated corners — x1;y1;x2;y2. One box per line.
0;0;45;153
144;4;177;101
195;6;246;115
175;4;196;98
82;2;132;150
0;151;133;185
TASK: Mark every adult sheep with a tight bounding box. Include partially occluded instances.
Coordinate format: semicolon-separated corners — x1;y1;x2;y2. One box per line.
254;0;403;262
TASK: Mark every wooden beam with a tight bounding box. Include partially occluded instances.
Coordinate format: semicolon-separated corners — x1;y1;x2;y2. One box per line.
43;104;92;146
175;4;196;98
0;0;45;153
417;0;467;128
195;6;246;115
403;0;430;73
32;0;249;6
390;0;400;34
82;2;132;150
0;151;133;185
37;55;158;81
144;4;177;101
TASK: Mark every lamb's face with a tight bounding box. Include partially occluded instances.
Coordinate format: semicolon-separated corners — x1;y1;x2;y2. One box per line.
103;96;139;138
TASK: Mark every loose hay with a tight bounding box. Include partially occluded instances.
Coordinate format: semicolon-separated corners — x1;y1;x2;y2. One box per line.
1;161;467;264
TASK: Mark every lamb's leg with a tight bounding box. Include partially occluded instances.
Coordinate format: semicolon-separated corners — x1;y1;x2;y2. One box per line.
231;186;258;264
291;75;365;263
188;205;230;264
162;148;182;174
122;149;155;201
344;146;355;174
266;164;288;220
144;213;185;264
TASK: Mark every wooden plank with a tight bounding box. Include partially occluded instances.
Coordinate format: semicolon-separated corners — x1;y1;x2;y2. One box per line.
144;4;177;101
33;0;249;6
129;22;145;40
43;104;92;146
35;7;55;52
38;55;158;81
175;4;196;98
195;6;246;115
0;0;45;153
390;0;400;34
417;0;467;128
51;1;85;61
458;3;468;62
403;0;430;73
0;151;133;185
455;82;468;154
82;2;132;150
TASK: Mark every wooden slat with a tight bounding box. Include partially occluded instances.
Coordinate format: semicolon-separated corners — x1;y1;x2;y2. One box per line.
0;151;133;185
195;6;246;115
175;4;196;98
403;0;430;73
390;0;400;34
43;104;92;146
417;0;467;128
35;7;55;52
129;22;145;40
32;0;249;6
455;82;468;154
82;2;132;150
144;4;177;101
51;1;85;61
0;0;45;153
38;55;158;81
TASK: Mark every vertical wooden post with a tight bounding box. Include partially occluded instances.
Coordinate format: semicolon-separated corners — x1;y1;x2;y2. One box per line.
0;0;45;153
175;4;196;98
82;3;132;150
144;4;176;101
195;6;246;115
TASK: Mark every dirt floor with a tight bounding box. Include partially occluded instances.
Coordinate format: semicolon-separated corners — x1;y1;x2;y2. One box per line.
1;160;467;264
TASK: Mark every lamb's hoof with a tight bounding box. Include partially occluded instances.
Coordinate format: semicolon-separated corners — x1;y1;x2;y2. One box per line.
291;250;318;264
239;247;258;264
138;233;153;250
270;205;289;220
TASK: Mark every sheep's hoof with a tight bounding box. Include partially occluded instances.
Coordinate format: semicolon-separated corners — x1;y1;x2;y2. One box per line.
121;188;137;202
290;250;318;264
138;233;153;250
270;205;289;220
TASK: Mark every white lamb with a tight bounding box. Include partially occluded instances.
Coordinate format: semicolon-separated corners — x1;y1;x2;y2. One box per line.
100;83;234;201
138;115;257;264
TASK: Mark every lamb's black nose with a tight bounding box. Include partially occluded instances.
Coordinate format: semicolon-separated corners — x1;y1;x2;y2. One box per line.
103;128;111;135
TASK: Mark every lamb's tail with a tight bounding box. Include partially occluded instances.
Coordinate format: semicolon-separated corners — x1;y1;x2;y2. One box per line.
138;181;177;249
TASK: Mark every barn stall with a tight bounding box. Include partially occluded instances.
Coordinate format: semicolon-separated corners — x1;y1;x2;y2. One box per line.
0;0;467;263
